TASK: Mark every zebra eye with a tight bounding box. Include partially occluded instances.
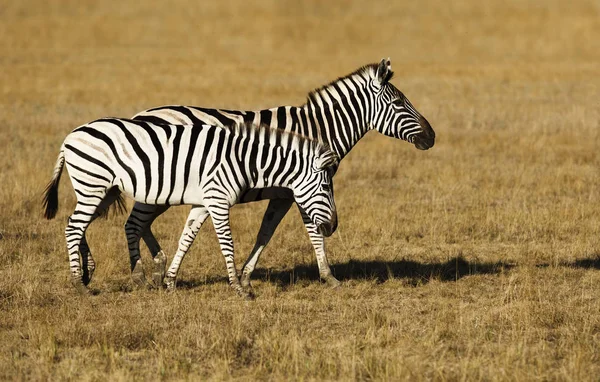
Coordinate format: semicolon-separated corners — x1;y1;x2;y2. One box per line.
322;184;331;192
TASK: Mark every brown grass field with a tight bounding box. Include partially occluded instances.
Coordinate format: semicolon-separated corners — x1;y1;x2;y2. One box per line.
1;0;599;380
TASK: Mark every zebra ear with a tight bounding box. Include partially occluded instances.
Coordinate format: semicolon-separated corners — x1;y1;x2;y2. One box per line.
375;58;393;85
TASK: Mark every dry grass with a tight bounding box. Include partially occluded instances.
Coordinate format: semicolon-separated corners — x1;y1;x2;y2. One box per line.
1;0;599;380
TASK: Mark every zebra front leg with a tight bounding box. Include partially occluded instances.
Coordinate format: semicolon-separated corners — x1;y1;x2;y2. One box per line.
164;206;209;291
209;206;252;300
142;229;168;289
299;209;340;288
240;198;293;292
139;204;170;288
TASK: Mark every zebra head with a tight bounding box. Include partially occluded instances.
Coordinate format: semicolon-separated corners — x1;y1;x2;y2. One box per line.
370;58;435;150
293;147;339;237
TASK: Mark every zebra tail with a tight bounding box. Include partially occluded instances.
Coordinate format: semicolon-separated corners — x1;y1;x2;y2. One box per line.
42;145;65;220
113;193;127;216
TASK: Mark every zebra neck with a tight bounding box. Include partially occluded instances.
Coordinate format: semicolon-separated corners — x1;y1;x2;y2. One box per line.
249;147;300;191
218;105;371;162
298;93;371;161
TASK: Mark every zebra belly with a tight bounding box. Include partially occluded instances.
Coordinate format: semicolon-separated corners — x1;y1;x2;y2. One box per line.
115;180;207;206
239;187;293;203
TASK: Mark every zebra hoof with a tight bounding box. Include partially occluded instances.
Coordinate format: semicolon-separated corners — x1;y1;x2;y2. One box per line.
241;281;255;298
131;260;148;289
165;276;176;292
239;291;255;301
234;285;255;301
240;272;252;289
152;251;167;288
70;276;90;295
323;275;341;288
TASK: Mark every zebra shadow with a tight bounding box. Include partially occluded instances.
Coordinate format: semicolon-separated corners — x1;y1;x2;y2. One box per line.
170;256;513;291
248;256;514;288
560;254;600;270
172;253;600;291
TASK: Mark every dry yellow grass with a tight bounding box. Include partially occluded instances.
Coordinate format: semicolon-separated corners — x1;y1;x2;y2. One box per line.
1;0;599;380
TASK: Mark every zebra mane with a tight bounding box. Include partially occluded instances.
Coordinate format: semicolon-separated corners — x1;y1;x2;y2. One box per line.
305;62;392;105
223;121;337;164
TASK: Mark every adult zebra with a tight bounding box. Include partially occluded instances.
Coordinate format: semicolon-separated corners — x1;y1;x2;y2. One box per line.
129;58;435;290
43;119;339;299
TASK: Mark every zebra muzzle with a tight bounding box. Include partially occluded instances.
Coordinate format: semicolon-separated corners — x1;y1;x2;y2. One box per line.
413;116;435;150
317;213;338;237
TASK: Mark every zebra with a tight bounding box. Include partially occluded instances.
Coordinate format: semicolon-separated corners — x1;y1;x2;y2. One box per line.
42;119;339;299
126;58;435;291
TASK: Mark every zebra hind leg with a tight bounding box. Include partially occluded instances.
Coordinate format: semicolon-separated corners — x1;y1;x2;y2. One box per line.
79;187;123;287
65;197;107;294
152;250;167;289
130;259;147;289
140;205;170;288
125;210;148;288
126;203;170;289
80;236;95;286
139;229;169;289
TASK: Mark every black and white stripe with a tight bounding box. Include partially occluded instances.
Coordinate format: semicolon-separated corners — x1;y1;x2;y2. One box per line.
128;58;435;290
43;120;338;298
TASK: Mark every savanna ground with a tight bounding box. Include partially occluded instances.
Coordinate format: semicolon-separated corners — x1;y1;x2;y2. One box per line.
1;0;599;380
